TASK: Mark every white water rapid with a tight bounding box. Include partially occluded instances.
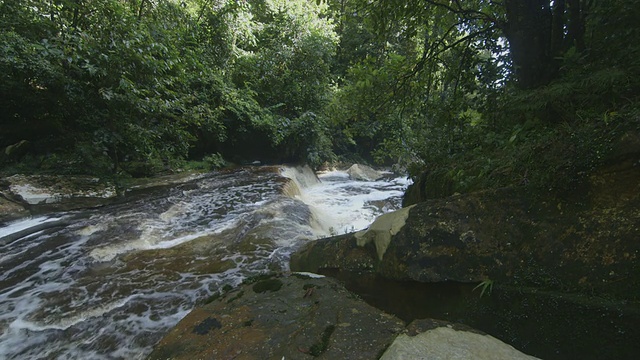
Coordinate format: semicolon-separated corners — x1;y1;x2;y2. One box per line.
0;166;410;359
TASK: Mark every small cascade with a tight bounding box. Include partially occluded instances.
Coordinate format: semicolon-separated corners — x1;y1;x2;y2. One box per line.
280;165;321;188
279;165;320;198
299;169;411;234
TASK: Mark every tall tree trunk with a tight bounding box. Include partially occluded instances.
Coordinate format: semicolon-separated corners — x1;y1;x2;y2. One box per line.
551;0;566;56
566;0;586;51
503;0;556;89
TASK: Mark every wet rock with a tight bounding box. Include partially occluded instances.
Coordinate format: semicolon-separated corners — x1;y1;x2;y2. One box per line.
292;159;640;300
252;278;283;293
402;169;456;206
355;205;415;260
1;140;30;162
381;319;540;360
147;274;405;360
0;195;29;224
123;171;206;195
2;174;116;211
191;317;222;335
346;164;383;181
149;275;538;360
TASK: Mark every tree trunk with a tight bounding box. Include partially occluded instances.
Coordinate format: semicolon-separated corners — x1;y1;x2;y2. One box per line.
503;0;556;89
551;0;566;56
566;0;586;51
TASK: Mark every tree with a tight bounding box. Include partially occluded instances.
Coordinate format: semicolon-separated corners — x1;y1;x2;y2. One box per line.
0;0;228;174
223;0;338;165
347;0;590;90
502;0;587;89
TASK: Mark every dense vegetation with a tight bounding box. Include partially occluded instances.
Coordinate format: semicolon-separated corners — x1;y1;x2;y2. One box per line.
1;0;639;192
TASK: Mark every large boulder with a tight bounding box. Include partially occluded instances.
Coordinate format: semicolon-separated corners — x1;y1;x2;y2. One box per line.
402;169;456;206
1;140;30;163
148;274;405;360
346;164;384;181
291;156;640;300
381;319;539;360
148;274;537;360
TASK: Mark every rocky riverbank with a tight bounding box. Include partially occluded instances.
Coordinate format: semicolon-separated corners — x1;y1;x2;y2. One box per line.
148;273;538;360
291;153;640;301
0;171;208;224
144;151;640;358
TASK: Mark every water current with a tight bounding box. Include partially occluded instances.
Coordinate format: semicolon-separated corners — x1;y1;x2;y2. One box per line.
0;166;410;359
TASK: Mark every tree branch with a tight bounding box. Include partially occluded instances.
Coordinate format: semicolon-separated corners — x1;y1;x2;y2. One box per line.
409;24;497;81
422;0;506;29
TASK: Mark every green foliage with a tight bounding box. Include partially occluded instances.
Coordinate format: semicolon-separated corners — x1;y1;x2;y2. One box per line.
326;0;639;197
474;279;494;298
0;0;340;175
308;324;335;356
181;152;228;173
1;0;638;184
203;153;227;170
1;0;208;175
221;0;338;165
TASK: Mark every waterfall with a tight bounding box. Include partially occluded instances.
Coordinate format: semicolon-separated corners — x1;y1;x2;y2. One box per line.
280;165;321;191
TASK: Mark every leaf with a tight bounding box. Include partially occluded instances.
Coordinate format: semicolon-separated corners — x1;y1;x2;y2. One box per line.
99;88;113;100
473;279;493;298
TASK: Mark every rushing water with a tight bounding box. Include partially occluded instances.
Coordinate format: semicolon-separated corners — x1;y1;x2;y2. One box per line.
0;166;410;359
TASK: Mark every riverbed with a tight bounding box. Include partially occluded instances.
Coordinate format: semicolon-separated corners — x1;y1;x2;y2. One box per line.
0;166;410;359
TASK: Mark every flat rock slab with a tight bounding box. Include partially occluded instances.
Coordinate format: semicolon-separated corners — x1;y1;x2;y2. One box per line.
2;174;116;211
147;274;405;360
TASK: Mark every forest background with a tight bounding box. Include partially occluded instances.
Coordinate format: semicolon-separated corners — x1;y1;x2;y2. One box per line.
1;0;639;195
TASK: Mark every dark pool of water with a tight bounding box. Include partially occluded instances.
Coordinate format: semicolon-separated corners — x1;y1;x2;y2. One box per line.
324;270;640;360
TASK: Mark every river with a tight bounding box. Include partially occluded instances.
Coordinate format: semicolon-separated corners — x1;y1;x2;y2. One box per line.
0;166;410;359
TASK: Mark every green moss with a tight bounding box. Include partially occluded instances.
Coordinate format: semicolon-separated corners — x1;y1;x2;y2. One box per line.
309;325;335;357
191;317;222;335
243;272;277;284
204;293;220;304
376;344;391;359
253;279;283;293
227;290;245;303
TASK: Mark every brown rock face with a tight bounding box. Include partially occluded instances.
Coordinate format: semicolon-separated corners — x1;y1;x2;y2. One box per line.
0;196;29;224
292;158;640;300
147;274;405;360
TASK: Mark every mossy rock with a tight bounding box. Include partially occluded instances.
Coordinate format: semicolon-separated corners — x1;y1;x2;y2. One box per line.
252;279;283;293
293;158;640;301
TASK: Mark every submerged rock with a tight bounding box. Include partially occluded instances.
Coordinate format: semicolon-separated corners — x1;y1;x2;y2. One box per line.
148;275;537;360
292;157;640;300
